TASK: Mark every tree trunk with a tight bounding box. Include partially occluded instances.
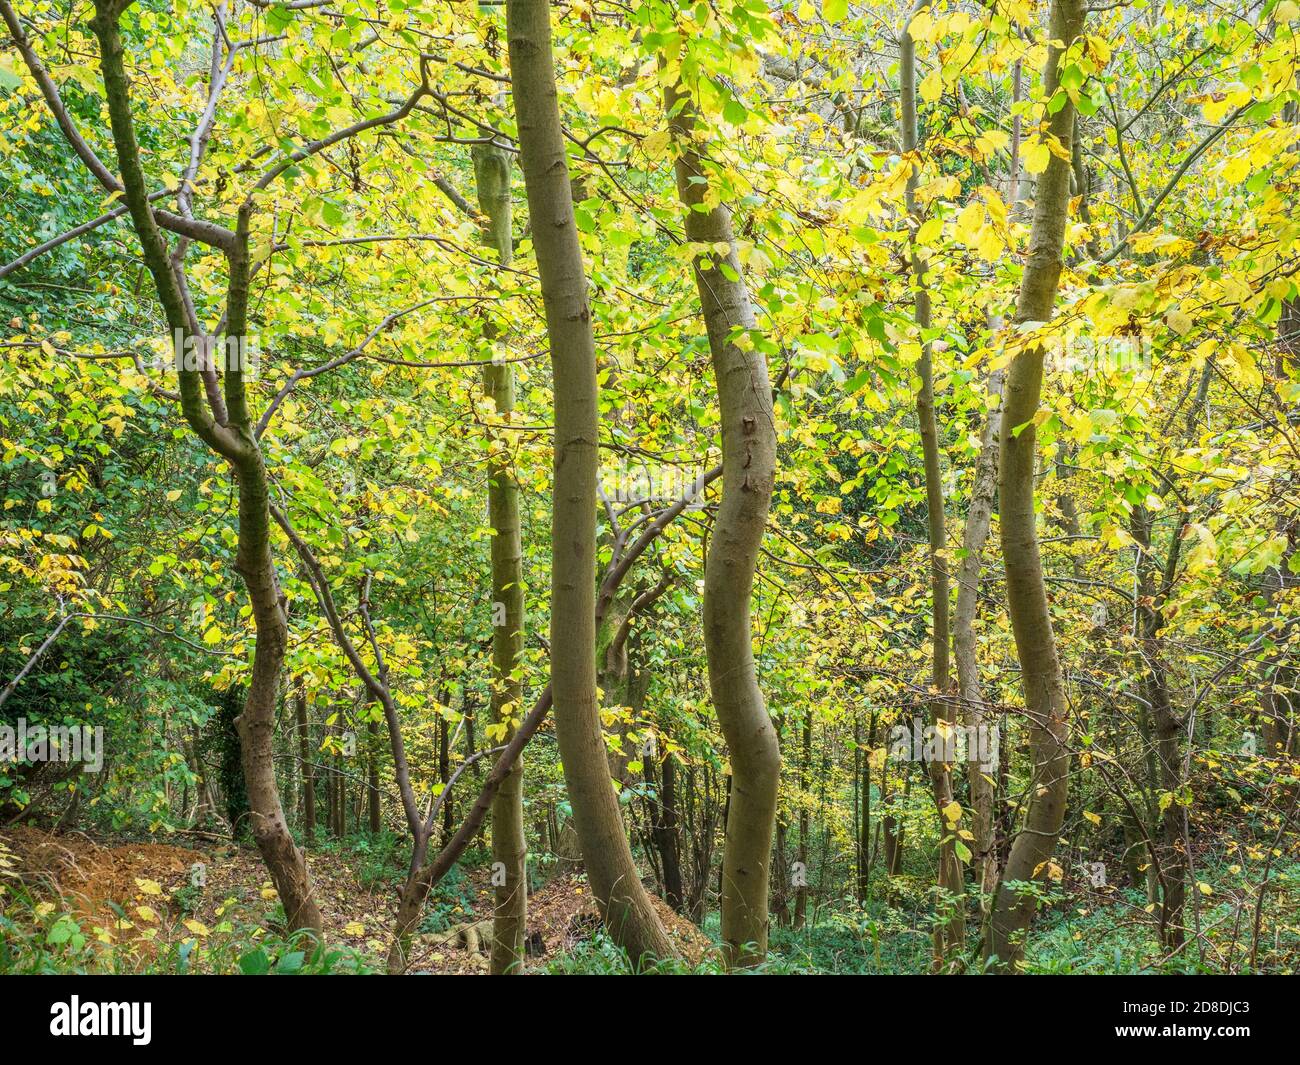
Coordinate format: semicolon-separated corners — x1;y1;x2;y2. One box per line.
89;3;321;936
954;363;1004;912
857;714;873;901
474;139;530;976
438;711;453;846
900;0;964;964
1133;508;1187;951
952;53;1018;912
506;0;672;965
649;751;685;913
985;0;1086;971
367;718;381;835
794;716;811;929
296;690;315;846
882;755;904;878
662;71;781;970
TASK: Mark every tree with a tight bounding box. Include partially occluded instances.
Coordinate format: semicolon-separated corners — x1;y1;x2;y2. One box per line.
506;0;674;965
662;62;781;969
2;0;327;933
899;0;963;965
472;138;529;975
985;0;1088;970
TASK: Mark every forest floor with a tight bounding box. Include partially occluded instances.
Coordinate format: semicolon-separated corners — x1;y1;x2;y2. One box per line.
0;825;711;973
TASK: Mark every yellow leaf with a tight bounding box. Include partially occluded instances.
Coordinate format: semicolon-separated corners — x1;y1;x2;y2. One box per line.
955;201;984;245
942;800;962;825
1184;523;1218;576
343;920;365;935
135;878;162;896
183;919;210;936
823;0;848;23
915;217;943;245
641;130;670;157
1166;308;1193;335
975;225;1004;262
920;69;943;104
1045;134;1072;163
1221;155;1250;184
907;8;935;43
1033;860;1065;881
1203;96;1231;124
1083;810;1102;826
1197;882;1214;896
1023;138;1050;175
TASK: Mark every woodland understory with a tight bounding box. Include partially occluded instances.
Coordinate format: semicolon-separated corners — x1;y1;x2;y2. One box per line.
0;0;1298;976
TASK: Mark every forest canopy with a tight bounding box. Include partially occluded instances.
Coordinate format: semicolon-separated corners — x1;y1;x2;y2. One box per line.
0;0;1297;979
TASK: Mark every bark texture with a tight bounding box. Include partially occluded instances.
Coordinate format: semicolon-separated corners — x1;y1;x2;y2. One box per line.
954;364;1004;911
985;0;1086;970
900;0;963;965
507;0;673;965
90;1;321;935
664;75;781;967
473;141;529;975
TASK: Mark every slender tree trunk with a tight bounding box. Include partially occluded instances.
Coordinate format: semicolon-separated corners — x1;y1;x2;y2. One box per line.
794;716;811;929
367;718;381;834
649;750;685;913
955;58;1019;906
506;0;673;965
1133;509;1187;950
900;0;964;964
986;0;1086;970
437;712;453;846
296;690;315;846
954;363;1004;912
474;139;529;976
882;756;904;878
662;71;781;970
857;714;874;900
89;3;321;935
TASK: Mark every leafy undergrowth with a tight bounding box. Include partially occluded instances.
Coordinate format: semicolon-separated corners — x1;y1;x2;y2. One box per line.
6;828;1293;975
0;828;711;974
0;826;381;973
1022;858;1300;975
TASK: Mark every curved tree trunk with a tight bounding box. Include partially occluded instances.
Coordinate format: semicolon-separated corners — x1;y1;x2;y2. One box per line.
662;75;781;968
473;140;529;975
506;0;673;965
985;0;1086;970
89;2;321;935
